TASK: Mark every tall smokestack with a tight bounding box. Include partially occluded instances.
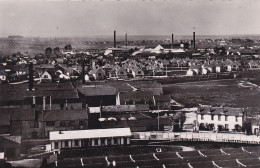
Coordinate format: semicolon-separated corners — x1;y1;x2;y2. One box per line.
125;33;127;48
82;60;85;84
193;32;196;49
114;30;116;48
171;34;174;49
28;62;33;91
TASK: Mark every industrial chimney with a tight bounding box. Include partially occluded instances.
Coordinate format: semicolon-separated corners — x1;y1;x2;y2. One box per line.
125;33;127;48
193;32;196;49
28;62;34;91
171;34;174;49
114;30;116;48
82;60;85;84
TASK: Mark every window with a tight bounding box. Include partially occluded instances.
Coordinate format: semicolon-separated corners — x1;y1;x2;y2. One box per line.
201;114;204;120
30;121;39;128
74;140;79;147
225;116;228;121
120;71;124;74
218;115;221;121
98;73;102;77
65;141;69;147
211;115;214;121
46;121;55;127
95;139;99;146
55;142;59;149
225;124;229;130
79;120;85;126
60;121;66;127
236;116;239;122
138;71;142;74
44;75;49;78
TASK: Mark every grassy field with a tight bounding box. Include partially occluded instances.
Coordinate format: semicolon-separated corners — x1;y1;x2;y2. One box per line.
163;78;260;108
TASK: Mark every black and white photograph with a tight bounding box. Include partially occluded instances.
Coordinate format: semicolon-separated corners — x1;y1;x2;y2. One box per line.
0;0;260;167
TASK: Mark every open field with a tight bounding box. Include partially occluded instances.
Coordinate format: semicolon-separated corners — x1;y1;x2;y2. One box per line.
163;78;260;108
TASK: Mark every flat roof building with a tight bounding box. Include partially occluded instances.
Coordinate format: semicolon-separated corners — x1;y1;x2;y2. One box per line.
49;128;131;150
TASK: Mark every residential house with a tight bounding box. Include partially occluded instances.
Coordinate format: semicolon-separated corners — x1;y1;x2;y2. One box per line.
89;67;106;80
197;105;245;132
131;66;144;78
40;70;52;82
10;103;87;139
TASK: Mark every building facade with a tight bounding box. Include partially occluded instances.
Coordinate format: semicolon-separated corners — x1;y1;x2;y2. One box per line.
197;106;244;132
49;128;131;150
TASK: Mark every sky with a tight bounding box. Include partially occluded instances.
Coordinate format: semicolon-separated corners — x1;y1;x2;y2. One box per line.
0;0;260;37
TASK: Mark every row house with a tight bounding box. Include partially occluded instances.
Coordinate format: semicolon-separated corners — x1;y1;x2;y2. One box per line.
197;105;245;132
10;103;88;139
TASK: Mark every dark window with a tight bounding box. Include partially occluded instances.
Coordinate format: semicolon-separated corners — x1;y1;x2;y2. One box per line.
95;139;99;146
55;142;59;149
201;114;204;120
74;140;79;146
98;73;102;77
236;116;239;122
65;141;69;147
218;115;221;121
225;124;229;130
211;115;214;121
46;121;55;127
79;120;85;126
60;121;66;127
225;116;228;121
44;75;49;78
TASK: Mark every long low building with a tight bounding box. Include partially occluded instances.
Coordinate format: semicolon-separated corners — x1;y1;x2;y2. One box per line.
49;128;131;150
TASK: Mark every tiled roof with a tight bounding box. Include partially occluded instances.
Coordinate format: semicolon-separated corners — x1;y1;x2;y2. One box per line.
42;109;88;121
198;106;244;116
77;85;118;96
154;95;171;102
49;128;131;141
120;91;154;104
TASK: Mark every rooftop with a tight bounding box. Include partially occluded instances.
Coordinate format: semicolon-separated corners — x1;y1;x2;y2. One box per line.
49;128;131;141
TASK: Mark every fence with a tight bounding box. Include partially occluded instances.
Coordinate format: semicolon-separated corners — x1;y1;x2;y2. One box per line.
132;132;260;144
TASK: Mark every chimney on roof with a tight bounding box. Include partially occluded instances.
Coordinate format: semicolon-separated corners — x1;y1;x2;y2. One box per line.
114;30;116;48
125;33;127;48
171;34;174;49
82;60;85;84
28;62;34;91
193;32;196;49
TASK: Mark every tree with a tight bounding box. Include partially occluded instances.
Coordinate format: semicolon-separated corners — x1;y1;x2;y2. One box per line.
45;47;52;58
53;47;60;55
64;44;72;51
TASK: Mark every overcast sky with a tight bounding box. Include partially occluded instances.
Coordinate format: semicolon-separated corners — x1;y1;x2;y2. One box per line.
0;0;259;37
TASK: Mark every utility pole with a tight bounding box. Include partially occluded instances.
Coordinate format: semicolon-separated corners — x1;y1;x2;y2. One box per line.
158;104;160;131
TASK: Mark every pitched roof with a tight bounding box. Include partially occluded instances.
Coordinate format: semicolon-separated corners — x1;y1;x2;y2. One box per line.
154;95;171;102
77;85;118;96
49;128;131;141
198;106;244;116
42;109;88;121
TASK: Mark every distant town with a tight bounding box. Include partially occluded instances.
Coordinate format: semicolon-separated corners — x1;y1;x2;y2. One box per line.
0;32;260;168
